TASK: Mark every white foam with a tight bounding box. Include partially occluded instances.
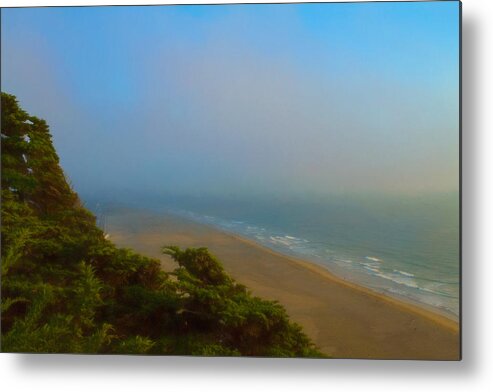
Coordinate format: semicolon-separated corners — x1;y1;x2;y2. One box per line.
361;262;380;271
418;286;458;299
393;269;415;277
374;272;419;289
365;256;382;262
363;266;380;273
269;236;293;247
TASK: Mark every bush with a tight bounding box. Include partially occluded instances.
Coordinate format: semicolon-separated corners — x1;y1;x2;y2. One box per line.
1;92;324;357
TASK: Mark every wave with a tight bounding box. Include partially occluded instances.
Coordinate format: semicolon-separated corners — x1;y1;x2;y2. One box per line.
418;285;459;299
365;256;382;262
363;265;380;273
337;258;353;264
374;272;419;289
164;207;458;315
269;236;295;247
393;269;415;277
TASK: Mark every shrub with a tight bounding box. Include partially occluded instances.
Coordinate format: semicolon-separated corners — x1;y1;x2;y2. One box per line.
1;92;324;357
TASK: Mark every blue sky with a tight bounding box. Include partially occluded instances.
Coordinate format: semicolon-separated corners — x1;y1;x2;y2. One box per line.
1;2;460;198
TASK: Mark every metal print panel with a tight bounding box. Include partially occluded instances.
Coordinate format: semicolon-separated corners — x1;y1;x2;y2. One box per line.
0;0;461;359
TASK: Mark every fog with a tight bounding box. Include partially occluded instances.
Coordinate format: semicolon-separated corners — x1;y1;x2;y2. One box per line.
1;3;459;201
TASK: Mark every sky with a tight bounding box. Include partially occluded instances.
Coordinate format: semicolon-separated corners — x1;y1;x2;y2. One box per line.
1;2;460;200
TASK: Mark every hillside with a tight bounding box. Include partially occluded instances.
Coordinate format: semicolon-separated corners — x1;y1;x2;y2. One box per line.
0;92;322;357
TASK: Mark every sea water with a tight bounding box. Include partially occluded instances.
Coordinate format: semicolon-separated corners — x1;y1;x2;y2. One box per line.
153;192;459;319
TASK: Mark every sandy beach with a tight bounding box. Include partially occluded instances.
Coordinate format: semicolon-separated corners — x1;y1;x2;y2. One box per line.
105;207;460;360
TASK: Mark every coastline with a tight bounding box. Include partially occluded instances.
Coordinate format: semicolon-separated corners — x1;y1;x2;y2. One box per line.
224;230;459;333
175;212;459;327
104;206;460;359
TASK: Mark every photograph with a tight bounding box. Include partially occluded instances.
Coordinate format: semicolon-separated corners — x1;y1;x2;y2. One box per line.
1;0;460;360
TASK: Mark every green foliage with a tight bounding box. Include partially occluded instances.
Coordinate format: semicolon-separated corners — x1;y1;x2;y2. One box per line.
1;92;324;357
162;246;323;357
113;335;155;355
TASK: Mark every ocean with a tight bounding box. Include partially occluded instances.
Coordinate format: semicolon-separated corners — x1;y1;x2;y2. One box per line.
146;192;460;319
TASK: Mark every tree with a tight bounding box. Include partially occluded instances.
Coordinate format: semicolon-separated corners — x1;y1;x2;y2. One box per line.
1;92;324;357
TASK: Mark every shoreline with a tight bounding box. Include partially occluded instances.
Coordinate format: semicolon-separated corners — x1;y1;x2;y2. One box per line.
218;229;459;333
172;212;459;328
104;206;460;359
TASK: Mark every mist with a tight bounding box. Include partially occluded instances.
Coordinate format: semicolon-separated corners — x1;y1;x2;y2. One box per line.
1;3;459;202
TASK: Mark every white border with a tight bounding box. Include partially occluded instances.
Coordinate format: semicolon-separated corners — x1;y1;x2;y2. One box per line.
2;0;493;391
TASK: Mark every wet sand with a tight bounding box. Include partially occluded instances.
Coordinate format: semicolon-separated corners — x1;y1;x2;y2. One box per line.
105;207;460;360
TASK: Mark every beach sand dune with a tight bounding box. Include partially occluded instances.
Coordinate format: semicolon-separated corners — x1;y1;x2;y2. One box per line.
105;208;460;360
